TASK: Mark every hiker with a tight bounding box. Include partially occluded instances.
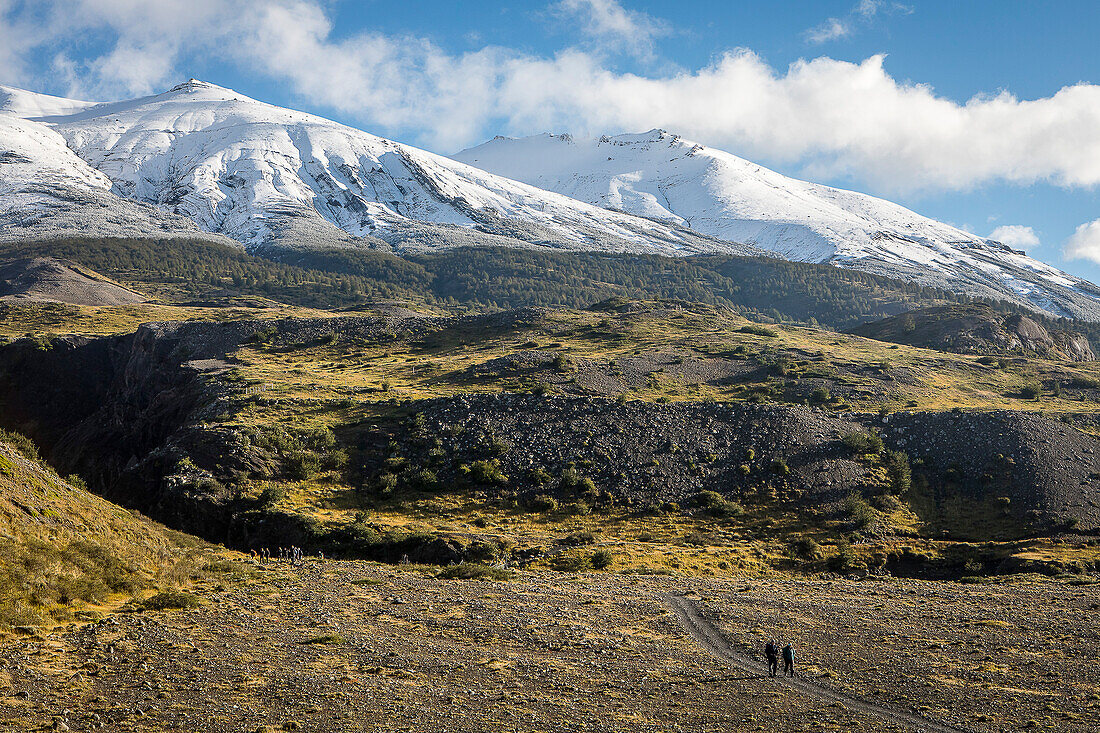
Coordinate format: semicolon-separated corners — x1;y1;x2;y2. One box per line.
782;643;795;678
764;639;779;677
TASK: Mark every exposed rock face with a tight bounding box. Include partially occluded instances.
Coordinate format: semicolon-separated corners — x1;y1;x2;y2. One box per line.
850;303;1096;361
0;257;145;306
875;410;1100;531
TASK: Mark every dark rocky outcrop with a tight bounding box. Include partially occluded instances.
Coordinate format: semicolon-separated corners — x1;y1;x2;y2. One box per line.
850;303;1095;361
0;316;1097;556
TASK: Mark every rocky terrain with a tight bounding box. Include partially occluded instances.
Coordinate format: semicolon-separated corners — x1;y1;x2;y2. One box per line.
0;560;1096;732
0;309;1097;563
851;303;1096;361
0;257;145;306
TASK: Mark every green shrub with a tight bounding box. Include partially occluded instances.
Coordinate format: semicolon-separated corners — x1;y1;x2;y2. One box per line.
883;450;911;494
437;563;513;581
562;501;592;516
1018;382;1043;400
285;451;322;480
527;467;553;486
141;590;200;611
0;429;40;463
591;549;614;569
691;490;744;518
842;493;876;529
407;468;439;491
827;541;864;573
462;459;509;486
770;459;790;476
551;553;592;572
739;324;778;337
525;494;558;512
560;467;597;495
790;537;825;561
257;485;287;507
562;531;597;546
842;431;884;456
809;387;831;405
553;353;575;373
375;473;398;497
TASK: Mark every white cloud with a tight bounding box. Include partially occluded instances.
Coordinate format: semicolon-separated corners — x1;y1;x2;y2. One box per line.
805;0;911;45
553;0;668;58
989;225;1040;250
1064;220;1100;264
804;18;851;45
7;0;1100;195
856;0;882;18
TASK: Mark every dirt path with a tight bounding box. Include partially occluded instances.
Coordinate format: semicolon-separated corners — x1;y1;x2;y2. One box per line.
666;593;973;733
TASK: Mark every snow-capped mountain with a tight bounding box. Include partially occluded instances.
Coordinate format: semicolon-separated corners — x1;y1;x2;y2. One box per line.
0;81;742;257
1;80;1098;319
455;130;1100;320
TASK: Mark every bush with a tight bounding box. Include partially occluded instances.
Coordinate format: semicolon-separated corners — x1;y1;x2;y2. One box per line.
883;450;911;494
691;490;744;518
827;541;864;573
560;467;597;496
1018;382;1043;400
257;485;287;507
809;387;831;405
462;459;508;486
771;459;790;476
739;324;778;337
562;531;597;546
591;549;613;569
285;451;322;480
0;429;40;463
842;494;876;529
437;563;513;581
790;537;825;561
524;494;558;512
141;590;200;611
407;468;439;492
551;553;592;572
842;431;884;456
527;467;553;486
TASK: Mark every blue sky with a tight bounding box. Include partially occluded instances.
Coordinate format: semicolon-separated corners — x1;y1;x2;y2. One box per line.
3;0;1100;284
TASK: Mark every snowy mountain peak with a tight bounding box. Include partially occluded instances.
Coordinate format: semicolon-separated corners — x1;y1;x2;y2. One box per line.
454;131;1100;319
1;80;1098;320
168;79;229;93
0;81;741;258
0;85;96;118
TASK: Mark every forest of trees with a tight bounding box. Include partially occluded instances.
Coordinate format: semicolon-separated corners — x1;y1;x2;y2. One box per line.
5;235;1093;338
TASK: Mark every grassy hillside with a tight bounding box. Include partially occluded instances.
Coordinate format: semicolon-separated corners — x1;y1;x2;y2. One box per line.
0;432;205;628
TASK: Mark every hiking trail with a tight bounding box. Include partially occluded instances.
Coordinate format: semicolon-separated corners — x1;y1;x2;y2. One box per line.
666;593;973;733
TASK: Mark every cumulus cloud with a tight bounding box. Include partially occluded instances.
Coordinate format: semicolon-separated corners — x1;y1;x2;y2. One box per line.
554;0;669;58
1064;220;1100;264
989;225;1040;250
6;0;1100;193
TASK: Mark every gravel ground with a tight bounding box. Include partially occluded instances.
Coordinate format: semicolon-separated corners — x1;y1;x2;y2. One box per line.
0;562;1096;732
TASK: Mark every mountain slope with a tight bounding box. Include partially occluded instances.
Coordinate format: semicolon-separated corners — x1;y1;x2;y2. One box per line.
3;81;1098;320
1;81;749;258
454;131;1100;320
0;106;239;245
849;303;1096;361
